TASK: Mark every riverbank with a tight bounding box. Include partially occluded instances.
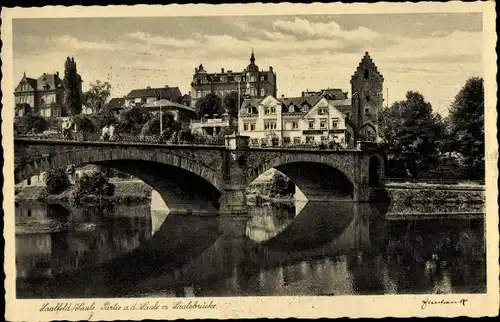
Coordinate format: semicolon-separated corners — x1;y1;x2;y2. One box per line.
15;180;152;204
384;182;485;219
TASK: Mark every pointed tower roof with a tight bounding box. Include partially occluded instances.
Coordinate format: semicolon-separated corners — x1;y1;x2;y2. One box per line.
246;49;259;72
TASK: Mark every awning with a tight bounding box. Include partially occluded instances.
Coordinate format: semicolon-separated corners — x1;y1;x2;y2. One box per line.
142;99;197;114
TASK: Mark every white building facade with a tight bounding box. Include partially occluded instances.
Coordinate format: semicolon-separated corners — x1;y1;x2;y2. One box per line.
238;95;354;147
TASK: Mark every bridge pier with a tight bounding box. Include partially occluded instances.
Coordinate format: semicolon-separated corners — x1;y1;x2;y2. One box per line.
219;185;248;216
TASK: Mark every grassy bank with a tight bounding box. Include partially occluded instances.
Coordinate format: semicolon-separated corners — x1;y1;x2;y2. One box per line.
385;183;485;217
16;180;152;204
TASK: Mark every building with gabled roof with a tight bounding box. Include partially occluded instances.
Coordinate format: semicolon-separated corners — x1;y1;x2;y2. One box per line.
14;71;65;118
124;86;182;108
190;50;277;108
238;94;354;148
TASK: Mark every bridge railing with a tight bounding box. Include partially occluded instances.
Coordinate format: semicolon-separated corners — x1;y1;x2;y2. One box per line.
14;132;226;146
383;177;485;186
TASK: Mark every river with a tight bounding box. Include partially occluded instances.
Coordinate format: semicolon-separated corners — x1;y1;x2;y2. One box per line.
15;199;486;298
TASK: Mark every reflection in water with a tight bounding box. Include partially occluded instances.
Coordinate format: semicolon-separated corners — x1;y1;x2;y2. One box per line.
16;199;486;298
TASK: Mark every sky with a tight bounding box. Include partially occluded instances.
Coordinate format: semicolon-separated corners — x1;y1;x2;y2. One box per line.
12;13;483;116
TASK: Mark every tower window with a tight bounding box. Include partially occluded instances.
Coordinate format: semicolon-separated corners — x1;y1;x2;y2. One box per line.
364;69;369;79
366;95;370;102
365;108;369;114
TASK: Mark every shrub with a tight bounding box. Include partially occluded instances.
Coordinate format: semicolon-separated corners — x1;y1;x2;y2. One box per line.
45;168;71;194
73;171;115;197
17;115;49;134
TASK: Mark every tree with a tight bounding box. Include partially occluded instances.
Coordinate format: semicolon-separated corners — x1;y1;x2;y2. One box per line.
62;56;83;115
195;92;224;118
378;91;444;179
73;171;115;197
223;91;244;118
445;77;484;179
45;168;70;194
16;115;49;134
141;112;181;138
269;171;295;197
117;107;152;136
89;107;118;130
84;80;111;114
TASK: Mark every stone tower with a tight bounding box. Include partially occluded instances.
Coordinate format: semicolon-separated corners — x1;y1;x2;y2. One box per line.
350;52;384;140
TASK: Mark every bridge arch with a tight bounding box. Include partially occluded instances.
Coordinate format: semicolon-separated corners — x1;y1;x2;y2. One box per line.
15;148;224;215
15;148;222;191
249;153;355;201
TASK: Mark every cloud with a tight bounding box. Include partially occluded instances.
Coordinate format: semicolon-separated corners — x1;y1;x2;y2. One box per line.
272;18;380;42
231;20;297;41
55;35;118;50
124;32;199;48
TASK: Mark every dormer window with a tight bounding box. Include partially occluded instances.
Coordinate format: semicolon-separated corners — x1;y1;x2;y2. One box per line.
44;84;50;90
288;105;295;113
302;104;309;112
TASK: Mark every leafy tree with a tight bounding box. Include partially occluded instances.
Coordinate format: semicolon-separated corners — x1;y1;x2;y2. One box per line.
72;114;96;134
89;107;118;130
378;91;444;179
223;91;244;118
73;171;115;197
445;77;484;179
269;171;295;197
118;107;152;135
45;168;70;194
84;80;111;114
62;56;83;115
16;115;49;134
195;92;224;118
141;112;181;138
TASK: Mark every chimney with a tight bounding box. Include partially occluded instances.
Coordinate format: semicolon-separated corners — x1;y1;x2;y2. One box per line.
221;68;224;73
56;71;59;77
165;85;169;88
146;86;151;89
281;94;285;99
269;66;273;72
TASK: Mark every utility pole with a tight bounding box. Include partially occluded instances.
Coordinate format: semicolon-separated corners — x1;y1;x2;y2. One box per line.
237;79;240;135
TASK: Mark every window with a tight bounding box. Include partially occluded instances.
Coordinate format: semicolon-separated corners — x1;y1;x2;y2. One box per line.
283;137;291;144
40;98;45;104
27;178;31;186
243;123;249;131
308;120;315;129
265;121;277;130
302;104;309;112
288;105;295;113
306;136;315;143
366;95;371;102
221;76;227;82
321;136;328;142
365;108;369;114
260;76;265;81
320;119;327;129
318;107;326;115
250;76;257;82
264;107;270;114
346;112;350;118
364;69;369;79
293;137;301;144
260;88;265;96
250;123;256;131
271;106;275;114
251;138;259;145
292;122;298;129
332;119;338;128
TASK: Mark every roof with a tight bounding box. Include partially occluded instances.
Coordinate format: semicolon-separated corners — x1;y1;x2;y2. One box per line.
36;73;63;91
321;88;348;100
142;99;197;115
280;96;322;108
106;98;126;110
125;87;182;101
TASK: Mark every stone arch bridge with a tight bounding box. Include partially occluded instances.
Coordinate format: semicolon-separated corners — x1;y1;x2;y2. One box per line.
14;136;386;215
